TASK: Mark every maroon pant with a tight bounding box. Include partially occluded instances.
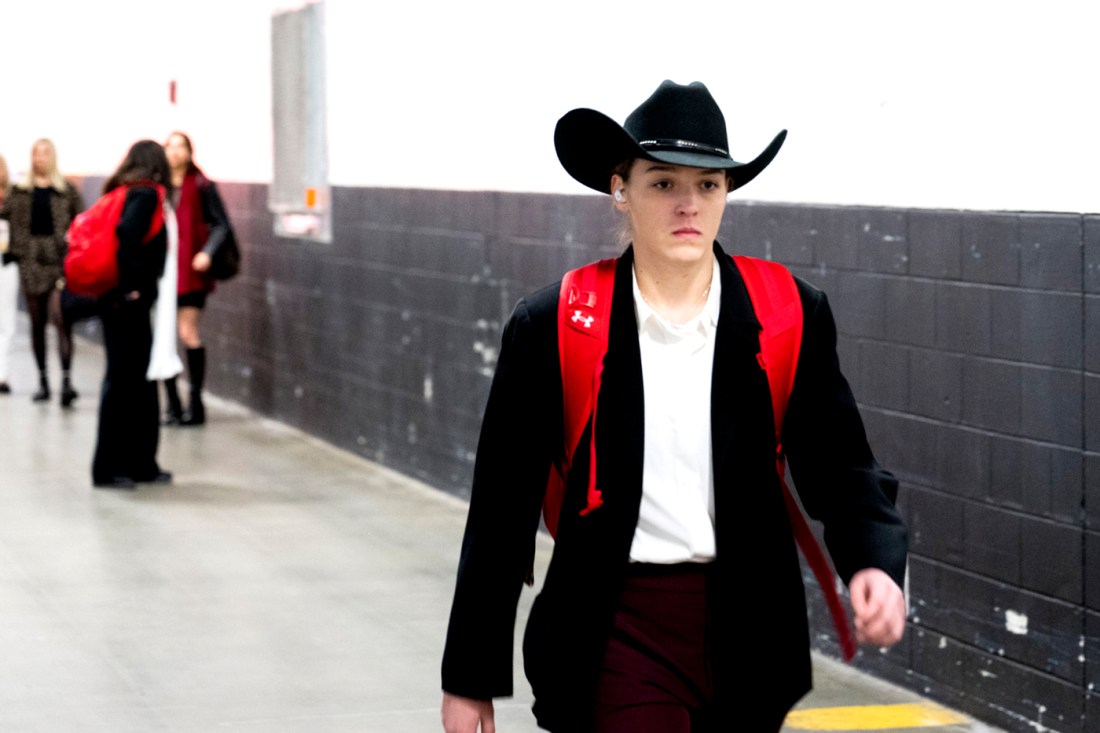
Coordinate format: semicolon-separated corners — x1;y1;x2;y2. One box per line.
590;563;716;733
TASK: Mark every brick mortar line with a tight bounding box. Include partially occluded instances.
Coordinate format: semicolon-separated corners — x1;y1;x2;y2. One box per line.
848;336;1087;374
861;404;1087;451
1078;211;1090;732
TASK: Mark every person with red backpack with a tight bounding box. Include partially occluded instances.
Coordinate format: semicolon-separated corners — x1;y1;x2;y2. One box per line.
90;141;174;490
441;81;908;733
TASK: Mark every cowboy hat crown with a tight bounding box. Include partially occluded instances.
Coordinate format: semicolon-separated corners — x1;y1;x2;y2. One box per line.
555;80;786;194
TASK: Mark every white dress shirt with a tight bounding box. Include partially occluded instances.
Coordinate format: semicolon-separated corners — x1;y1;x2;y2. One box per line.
629;256;721;564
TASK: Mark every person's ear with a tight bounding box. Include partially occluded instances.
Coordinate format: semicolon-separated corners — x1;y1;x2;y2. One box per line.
610;174;628;211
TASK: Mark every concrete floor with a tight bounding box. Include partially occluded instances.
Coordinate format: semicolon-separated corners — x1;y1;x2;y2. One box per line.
0;317;1002;732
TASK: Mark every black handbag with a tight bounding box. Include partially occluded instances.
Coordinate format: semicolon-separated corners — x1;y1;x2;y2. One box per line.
209;229;240;281
198;177;241;281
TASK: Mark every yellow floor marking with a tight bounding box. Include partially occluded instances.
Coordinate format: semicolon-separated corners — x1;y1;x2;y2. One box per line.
785;702;970;730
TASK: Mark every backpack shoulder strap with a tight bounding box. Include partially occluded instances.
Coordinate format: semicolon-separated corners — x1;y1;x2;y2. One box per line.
732;254;858;662
107;184;166;244
543;257;616;538
732;255;802;450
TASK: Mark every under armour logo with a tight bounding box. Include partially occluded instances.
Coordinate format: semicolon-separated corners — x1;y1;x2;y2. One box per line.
571;310;594;328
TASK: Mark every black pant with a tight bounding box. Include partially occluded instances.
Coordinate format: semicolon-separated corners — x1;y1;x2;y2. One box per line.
92;300;162;482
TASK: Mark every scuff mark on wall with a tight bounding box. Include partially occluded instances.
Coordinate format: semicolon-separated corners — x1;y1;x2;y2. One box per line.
472;340;498;377
986;703;1052;733
1005;610;1028;636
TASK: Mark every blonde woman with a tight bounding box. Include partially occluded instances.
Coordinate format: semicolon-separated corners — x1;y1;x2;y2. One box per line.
0;154;16;394
0;139;84;405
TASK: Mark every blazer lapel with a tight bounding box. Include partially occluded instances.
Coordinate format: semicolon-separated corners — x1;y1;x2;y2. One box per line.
595;248;645;524
710;244;779;504
593;244;777;536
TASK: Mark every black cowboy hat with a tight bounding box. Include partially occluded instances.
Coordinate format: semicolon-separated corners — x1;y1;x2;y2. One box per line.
554;80;787;194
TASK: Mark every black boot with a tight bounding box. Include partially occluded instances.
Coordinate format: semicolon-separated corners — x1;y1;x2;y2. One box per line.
181;347;206;426
32;371;50;402
163;377;184;425
60;371;78;408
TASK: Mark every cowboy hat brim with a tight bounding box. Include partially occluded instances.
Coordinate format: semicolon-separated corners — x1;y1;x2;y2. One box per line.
555;108;787;195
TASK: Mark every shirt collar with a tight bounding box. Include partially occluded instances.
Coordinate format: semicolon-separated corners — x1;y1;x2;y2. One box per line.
633;255;722;337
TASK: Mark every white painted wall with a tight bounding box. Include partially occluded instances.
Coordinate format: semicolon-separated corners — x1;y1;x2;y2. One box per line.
0;0;280;185
3;0;1096;213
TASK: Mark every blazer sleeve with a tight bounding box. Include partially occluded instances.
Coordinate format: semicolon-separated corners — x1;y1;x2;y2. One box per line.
115;187;160;296
441;289;561;700
781;281;908;588
2;191;28;261
198;178;234;258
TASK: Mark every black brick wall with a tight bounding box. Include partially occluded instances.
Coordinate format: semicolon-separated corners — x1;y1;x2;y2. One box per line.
198;183;1093;733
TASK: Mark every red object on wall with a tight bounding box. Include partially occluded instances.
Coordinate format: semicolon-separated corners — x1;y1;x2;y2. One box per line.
169;80;177;105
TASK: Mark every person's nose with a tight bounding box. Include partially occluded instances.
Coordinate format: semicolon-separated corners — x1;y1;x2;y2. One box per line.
675;188;700;216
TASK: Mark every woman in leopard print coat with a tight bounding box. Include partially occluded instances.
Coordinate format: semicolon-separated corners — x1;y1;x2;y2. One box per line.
0;139;84;405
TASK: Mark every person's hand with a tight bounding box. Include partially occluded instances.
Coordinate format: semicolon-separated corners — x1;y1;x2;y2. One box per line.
441;692;495;733
850;567;906;647
192;251;212;272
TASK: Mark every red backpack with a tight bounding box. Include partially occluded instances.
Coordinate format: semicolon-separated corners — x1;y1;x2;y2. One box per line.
64;184;165;297
546;254;857;661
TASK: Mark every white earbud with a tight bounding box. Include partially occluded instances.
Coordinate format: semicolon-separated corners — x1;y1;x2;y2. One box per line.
614;190;625;202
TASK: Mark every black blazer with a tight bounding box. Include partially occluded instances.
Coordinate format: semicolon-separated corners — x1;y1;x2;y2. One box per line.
442;243;908;731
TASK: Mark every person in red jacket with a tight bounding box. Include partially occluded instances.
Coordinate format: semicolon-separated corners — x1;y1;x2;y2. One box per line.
160;131;235;426
441;81;908;733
